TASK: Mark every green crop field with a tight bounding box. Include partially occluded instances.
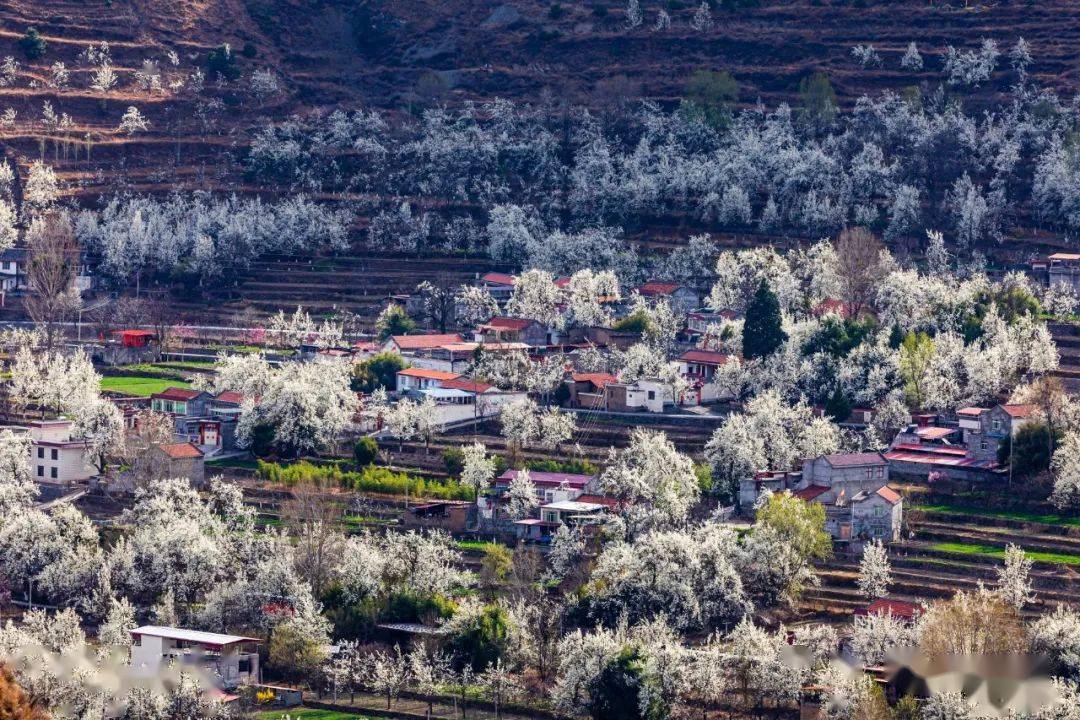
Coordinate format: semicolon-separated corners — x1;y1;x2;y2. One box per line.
100;376;192;396
930;542;1080;566
254;708;373;720
917;504;1080;528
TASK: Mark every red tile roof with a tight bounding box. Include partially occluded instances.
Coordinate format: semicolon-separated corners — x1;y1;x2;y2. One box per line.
214;391;245;405
793;485;830;502
822;452;886;467
813;298;852;318
390;334;464;351
1000;404;1034;418
157;442;204;459
574;494;621;508
956;407;987;417
440;378;495;393
876;486;902;505
481;272;518;286
1049;253;1080;261
637;281;681;296
485;317;535;330
152;387;202;401
571;372;617;388
397;368;462;381
680;349;732;365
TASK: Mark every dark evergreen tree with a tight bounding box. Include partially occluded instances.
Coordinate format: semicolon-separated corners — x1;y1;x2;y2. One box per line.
825;387;852;423
743;278;787;359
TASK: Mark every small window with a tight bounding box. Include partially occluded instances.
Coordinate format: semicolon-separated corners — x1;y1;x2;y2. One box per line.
37;447;43;458
238;658;251;673
50;467;57;479
866;467;873;479
36;465;43;477
50;448;58;461
876;467;884;478
981;440;989;450
648;391;656;400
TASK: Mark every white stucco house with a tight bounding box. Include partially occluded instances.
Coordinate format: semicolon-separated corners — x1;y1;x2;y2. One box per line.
129;626;261;688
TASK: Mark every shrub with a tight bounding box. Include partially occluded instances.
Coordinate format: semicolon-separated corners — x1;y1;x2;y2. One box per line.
450;603;509;671
241;42;258;58
525;458;598;475
19;27;47;59
443;447;465;476
207;44;241;81
354;437;379;467
256;460;472;500
352;351;407;392
611;309;649;333
382;591;456;624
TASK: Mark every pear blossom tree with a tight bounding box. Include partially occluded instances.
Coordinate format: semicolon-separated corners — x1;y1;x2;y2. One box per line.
996;543;1035;610
460;442;496;499
506;468;540;520
600;429;700;535
857;540;891;599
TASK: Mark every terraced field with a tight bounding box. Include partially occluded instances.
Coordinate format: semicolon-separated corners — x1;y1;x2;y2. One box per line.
799;500;1080;620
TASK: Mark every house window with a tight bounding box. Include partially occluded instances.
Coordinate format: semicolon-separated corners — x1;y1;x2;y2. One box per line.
36;465;43;477
50;467;57;479
647;391;655;400
876;467;884;478
238;658;251;674
980;440;989;451
50;449;58;461
865;468;873;479
992;419;1002;431
37;447;44;458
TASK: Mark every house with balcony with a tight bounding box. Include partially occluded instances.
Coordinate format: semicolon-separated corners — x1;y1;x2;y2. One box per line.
151;388;213;417
679;349;737;405
129;626;260;689
1042;253;1080;293
477;469;600;533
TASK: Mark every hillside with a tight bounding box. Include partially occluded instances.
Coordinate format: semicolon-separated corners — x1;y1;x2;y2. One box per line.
1;0;1080;323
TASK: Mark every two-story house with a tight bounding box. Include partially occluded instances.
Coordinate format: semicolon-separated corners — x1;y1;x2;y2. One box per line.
792;453;903;545
129;626;260;688
150;388;213;417
23;419;96;484
395;367;465;393
477;469;601;533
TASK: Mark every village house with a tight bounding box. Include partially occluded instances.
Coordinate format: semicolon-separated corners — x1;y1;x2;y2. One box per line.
741;453;903;545
478;272;517;301
403;500;475;533
382;333;465;355
21;419;96;484
604;377;674;413
150;387;213;417
129;626;260;689
477;469;600;534
564;372;617;410
396;367;464;393
404;341;531;374
0;246;27;296
134;442;206;487
633;281;700;314
474;317;552;346
516;498;613;543
678;349;736;405
885;404;1034;480
1033;252;1080;293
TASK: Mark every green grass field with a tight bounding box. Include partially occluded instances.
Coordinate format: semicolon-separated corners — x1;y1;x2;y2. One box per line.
456;540;503;552
917;503;1080;528
930;542;1080;566
254;708;372;720
206;457;259;470
100;376;192;396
